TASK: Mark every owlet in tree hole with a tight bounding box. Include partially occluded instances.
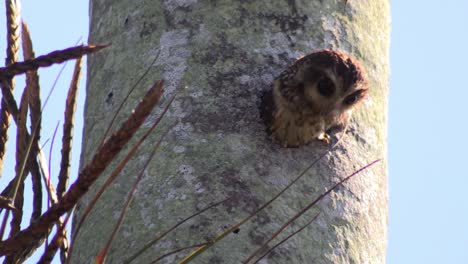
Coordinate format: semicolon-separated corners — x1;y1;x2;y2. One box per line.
271;49;369;147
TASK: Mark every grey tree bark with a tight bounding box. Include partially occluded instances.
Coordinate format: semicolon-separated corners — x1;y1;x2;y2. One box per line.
72;0;390;263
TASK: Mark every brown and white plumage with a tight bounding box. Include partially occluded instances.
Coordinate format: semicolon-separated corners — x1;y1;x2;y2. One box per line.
271;49;369;147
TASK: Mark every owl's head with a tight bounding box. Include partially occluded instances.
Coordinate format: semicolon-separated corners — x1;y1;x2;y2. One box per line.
300;50;369;117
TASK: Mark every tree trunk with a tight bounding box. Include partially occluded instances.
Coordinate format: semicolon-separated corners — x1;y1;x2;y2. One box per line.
72;0;390;263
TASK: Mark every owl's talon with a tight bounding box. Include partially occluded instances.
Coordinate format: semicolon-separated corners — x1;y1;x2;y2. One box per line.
318;133;330;144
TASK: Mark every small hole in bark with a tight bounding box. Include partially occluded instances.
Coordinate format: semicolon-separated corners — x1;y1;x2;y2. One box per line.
106;92;114;104
259;89;274;136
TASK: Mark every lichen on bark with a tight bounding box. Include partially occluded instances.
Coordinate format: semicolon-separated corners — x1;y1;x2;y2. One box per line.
72;0;390;263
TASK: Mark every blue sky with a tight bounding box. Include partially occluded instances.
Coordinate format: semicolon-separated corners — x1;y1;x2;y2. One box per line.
388;1;468;263
1;0;467;263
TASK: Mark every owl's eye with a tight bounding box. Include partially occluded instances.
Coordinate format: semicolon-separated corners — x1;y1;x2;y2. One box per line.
343;90;364;106
316;77;335;97
343;94;358;105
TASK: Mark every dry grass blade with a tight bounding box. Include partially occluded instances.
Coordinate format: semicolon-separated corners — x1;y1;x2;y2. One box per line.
48;123;60;202
98;49;161;147
96;122;175;263
7;180;24;239
151;243;208;264
37;212;72;264
39;122;70;263
70;91;175;262
0;95;45;250
0;80;164;257
177;133;350;264
0;155;42;202
4;182;24;263
252;213;320;264
3;63;67;208
70;91;176;260
8;88;30;236
0;44;108;80
3;87;29;262
38;146;58;205
242;159;382;264
22;22;41;132
30;159;43;222
0;0;21;174
0;205;9;240
125;198;228;264
57;58;82;199
13;147;68;264
0;107;11;174
77;90;173;222
22;21;43;223
0;81;19;119
0;196;16;211
0;41;77;125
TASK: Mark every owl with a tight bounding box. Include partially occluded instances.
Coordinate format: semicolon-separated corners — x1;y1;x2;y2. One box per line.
270;49;369;147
